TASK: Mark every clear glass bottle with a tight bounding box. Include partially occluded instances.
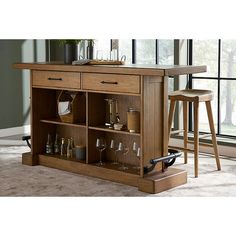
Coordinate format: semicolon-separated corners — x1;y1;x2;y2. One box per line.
46;133;53;154
70;137;74;149
60;138;65;157
70;137;75;158
54;134;60;154
67;138;72;158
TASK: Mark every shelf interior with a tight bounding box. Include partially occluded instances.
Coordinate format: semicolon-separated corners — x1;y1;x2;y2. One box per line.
34;87;141;174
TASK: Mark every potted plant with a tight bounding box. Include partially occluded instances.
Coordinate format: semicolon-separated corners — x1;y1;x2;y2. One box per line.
59;39;82;64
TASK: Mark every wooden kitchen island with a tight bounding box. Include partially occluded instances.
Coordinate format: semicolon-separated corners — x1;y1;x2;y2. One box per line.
13;62;206;194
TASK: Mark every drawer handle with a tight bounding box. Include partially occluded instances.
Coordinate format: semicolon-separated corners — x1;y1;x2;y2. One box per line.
48;77;63;81
101;81;118;85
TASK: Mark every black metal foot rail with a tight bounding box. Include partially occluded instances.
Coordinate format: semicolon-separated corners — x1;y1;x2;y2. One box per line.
143;149;182;174
22;135;31;148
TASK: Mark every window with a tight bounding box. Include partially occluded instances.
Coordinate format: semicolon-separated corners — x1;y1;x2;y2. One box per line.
119;39;132;64
136;39;156;64
158;40;174;65
95;39;174;66
189;39;236;137
94;39;111;60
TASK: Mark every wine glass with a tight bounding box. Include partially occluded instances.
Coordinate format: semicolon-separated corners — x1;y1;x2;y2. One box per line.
96;137;106;166
136;147;142;168
96;50;103;60
132;142;138;154
117;142;129;171
110;49;118;61
133;147;141;171
137;147;142;159
110;139;119;165
132;142;139;170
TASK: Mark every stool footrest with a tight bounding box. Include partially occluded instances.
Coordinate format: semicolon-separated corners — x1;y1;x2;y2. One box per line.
199;133;212;139
171;131;212;139
168;145;194;153
187;140;213;147
170;129;184;135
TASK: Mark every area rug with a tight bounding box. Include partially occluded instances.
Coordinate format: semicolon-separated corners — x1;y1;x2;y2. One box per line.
0;145;235;196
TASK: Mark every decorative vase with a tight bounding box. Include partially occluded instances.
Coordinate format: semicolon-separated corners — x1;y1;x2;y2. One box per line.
64;43;77;64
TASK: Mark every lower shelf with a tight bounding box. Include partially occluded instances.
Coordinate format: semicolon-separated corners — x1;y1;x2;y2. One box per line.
42;153;86;164
23;153;187;194
39;154;140;187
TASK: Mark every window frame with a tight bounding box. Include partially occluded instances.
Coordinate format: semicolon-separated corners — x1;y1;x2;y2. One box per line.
188;39;236;139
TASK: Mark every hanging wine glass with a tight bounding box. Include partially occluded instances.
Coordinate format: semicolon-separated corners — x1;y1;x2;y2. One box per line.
96;137;106;166
132;142;140;170
117;142;129;171
132;142;138;154
137;147;142;159
110;139;119;165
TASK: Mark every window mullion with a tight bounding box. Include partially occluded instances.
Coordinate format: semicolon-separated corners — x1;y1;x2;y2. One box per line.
188;39;193;132
217;39;221;135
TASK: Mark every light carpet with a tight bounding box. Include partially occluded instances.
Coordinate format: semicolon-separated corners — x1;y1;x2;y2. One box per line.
0;145;235;196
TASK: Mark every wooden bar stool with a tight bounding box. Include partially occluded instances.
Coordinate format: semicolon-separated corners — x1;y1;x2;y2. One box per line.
168;89;221;177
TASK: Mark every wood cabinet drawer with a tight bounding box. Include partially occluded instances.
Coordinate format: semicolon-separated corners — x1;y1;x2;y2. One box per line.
32;70;81;89
82;73;140;94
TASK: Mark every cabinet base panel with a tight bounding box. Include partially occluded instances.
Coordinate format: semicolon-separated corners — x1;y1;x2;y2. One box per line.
138;168;187;194
22;154;187;194
22;152;38;166
38;154;139;187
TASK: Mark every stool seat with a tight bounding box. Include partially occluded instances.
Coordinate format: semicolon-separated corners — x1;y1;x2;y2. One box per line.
168;89;221;177
169;89;213;102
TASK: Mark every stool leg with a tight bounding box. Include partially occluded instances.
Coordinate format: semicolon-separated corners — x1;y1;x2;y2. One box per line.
205;101;221;170
194;101;199;178
183;101;188;164
168;100;176;141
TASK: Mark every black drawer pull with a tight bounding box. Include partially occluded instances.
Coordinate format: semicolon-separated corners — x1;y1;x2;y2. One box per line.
101;81;118;85
48;77;63;81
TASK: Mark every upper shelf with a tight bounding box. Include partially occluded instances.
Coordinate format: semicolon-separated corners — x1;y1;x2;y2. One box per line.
13;62;207;77
89;125;140;136
40;118;86;128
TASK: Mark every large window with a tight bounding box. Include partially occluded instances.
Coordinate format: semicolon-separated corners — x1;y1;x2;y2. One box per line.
93;39;111;60
136;39;156;64
189;39;236;137
95;39;174;66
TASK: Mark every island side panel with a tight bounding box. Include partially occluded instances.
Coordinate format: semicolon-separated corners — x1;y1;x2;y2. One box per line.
30;71;57;164
142;75;165;170
162;76;169;156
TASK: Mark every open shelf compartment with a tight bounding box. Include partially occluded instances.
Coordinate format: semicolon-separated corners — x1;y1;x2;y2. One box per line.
88;92;141;134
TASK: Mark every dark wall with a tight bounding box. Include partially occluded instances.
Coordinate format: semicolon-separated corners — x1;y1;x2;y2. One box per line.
0;40;46;129
49;40;63;61
0;40;24;129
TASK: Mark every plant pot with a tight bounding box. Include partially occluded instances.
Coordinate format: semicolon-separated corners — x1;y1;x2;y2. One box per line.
64;44;78;64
